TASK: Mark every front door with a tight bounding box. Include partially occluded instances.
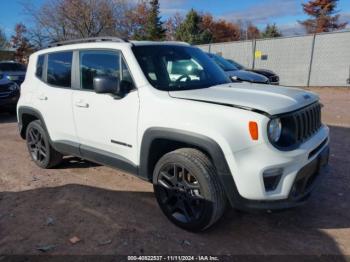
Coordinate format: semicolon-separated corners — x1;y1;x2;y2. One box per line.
72;50;139;165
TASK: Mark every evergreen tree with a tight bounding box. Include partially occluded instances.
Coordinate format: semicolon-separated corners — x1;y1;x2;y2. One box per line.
175;9;212;45
299;0;347;33
145;0;166;40
262;23;282;38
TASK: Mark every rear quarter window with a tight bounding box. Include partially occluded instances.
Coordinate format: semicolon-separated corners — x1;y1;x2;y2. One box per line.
35;55;45;79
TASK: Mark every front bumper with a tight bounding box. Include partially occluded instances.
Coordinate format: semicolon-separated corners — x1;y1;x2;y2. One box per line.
226;124;330;210
0;92;20;108
233;145;329;210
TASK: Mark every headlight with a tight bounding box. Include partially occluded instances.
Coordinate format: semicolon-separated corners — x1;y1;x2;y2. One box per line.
9;83;20;91
268;118;282;142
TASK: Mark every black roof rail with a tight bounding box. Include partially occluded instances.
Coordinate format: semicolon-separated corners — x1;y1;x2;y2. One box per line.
48;37;128;47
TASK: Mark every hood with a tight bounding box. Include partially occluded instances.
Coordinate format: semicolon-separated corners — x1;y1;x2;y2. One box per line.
225;70;269;83
169;83;319;115
0;70;26;75
0;78;13;85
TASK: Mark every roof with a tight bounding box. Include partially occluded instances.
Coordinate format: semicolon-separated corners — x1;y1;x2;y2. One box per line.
47;37;190;48
131;41;190;46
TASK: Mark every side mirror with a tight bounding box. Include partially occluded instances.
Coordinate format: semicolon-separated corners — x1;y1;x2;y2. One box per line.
93;76;134;98
93;76;119;94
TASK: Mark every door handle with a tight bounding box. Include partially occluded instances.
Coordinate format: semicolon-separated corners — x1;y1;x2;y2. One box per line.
38;94;48;101
75;101;89;108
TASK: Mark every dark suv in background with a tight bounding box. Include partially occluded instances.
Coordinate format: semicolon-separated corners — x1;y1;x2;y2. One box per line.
0;61;26;85
0;61;25;113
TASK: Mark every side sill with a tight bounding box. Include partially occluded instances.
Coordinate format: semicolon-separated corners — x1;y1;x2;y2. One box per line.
80;144;138;175
52;141;139;177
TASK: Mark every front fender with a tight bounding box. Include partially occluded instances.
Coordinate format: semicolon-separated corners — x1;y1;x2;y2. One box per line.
139;127;238;206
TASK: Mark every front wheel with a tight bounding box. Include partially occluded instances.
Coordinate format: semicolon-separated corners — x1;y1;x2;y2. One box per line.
153;148;226;231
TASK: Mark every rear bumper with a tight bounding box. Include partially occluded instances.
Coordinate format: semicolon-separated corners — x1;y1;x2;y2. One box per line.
232;145;329;210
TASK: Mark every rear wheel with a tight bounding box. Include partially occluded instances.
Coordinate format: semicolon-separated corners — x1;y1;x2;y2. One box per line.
26;120;63;168
153;148;226;231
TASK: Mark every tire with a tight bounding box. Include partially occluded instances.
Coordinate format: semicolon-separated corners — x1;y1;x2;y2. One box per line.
25;120;63;168
153;148;227;232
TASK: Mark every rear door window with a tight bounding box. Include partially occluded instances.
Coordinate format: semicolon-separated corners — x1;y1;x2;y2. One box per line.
47;52;73;88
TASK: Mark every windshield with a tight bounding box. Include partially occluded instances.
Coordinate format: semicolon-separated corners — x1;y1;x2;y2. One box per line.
207;53;238;71
132;45;231;91
227;59;245;70
0;63;26;71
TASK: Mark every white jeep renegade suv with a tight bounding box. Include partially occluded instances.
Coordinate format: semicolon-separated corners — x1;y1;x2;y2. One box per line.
17;37;330;231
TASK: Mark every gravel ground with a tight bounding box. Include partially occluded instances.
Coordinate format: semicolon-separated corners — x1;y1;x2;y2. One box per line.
0;87;349;256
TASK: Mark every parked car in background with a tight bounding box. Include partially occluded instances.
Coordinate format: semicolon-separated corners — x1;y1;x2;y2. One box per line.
226;58;280;85
0;61;27;86
0;76;20;113
206;53;269;84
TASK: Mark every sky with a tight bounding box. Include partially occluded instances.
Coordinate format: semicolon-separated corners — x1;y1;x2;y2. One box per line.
1;0;350;38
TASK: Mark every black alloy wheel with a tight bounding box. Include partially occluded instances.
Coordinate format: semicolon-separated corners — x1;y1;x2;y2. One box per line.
25;120;63;168
27;125;48;165
153;148;226;231
157;163;205;224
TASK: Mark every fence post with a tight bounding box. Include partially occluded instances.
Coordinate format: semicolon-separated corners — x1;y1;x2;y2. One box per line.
307;33;317;87
252;39;257;70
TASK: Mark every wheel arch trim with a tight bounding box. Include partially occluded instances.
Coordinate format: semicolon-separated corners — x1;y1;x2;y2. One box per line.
18;106;49;139
139;127;238;206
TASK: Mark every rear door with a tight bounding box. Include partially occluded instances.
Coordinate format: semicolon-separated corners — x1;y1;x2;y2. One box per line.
32;51;77;143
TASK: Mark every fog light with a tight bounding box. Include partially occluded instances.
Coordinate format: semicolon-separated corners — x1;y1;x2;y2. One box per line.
263;168;283;192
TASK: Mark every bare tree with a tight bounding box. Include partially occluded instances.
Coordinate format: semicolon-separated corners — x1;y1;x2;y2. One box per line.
22;0;133;44
201;14;240;43
165;13;184;41
124;0;150;40
247;22;260;39
0;27;9;48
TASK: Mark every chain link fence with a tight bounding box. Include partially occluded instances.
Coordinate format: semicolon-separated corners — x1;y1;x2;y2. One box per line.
198;30;350;87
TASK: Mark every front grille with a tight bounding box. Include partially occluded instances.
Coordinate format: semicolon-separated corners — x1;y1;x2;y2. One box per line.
0;91;12;98
0;83;12;92
292;103;322;143
271;102;322;150
0;83;16;98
